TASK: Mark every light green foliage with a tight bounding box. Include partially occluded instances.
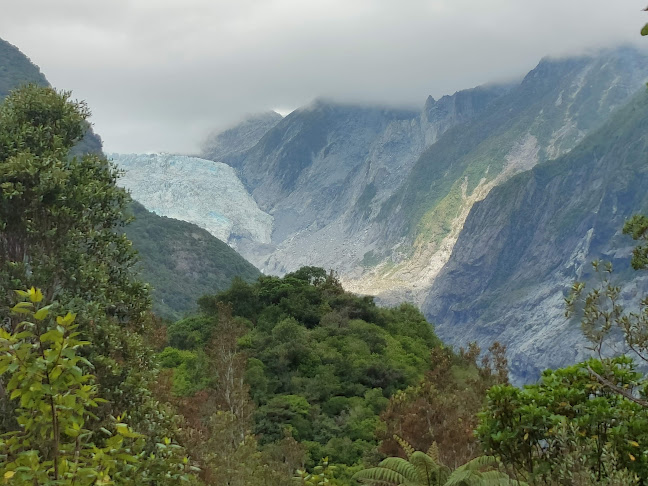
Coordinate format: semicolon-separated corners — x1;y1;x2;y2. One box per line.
477;358;648;483
352;436;520;486
0;288;196;484
296;457;336;485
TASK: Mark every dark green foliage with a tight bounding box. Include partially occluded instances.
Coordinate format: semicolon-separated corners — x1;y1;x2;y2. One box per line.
126;201;260;320
624;214;648;270
0;38;47;98
478;357;648;483
163;268;440;468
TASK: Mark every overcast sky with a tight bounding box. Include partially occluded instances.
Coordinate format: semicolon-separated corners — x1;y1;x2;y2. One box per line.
1;1;646;153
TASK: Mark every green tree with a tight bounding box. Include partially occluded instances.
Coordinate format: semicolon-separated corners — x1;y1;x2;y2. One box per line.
477;358;648;483
0;84;148;319
0;83;173;449
0;84;200;482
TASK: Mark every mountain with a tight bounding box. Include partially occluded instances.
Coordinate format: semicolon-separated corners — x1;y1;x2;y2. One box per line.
201;111;283;162
0;36;261;319
125;202;260;320
199;48;648;309
211;88;507;275
424;90;648;384
111;153;273;248
354;47;648;303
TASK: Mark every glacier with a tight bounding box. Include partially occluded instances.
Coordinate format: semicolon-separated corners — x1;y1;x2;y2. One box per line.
110;153;273;250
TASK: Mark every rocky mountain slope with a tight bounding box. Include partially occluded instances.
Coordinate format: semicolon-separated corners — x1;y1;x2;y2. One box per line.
354;47;648;303
111;153;273;248
425;90;648;384
196;48;648;309
206;87;508;275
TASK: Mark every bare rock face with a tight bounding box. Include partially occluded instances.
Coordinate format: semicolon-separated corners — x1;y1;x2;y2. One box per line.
111;153;273;250
424;91;648;384
220;88;507;275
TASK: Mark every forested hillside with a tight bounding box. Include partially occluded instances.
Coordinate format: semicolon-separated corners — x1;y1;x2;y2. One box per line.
126;201;260;319
0;38;47;97
156;267;508;483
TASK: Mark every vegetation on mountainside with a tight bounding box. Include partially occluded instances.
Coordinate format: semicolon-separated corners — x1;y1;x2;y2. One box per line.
125;201;260;320
159;268;439;467
0;38;47;98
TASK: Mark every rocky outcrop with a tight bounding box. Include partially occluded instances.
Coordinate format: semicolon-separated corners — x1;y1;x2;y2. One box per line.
111;153;273;249
424;90;648;384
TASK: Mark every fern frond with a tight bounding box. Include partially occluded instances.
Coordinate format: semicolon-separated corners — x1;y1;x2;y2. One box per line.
394;434;415;459
454;455;499;472
427;441;440;463
476;470;528;486
352;465;409;485
445;462;524;486
410;451;449;485
378;457;418;481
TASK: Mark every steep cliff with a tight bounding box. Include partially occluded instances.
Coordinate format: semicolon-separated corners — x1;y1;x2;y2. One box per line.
351;47;648;303
224;87;506;274
424;90;648;383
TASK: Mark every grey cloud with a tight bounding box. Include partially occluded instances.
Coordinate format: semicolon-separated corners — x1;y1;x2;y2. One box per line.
1;0;644;153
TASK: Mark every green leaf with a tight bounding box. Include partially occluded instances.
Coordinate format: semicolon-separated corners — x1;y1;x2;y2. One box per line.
33;305;51;321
